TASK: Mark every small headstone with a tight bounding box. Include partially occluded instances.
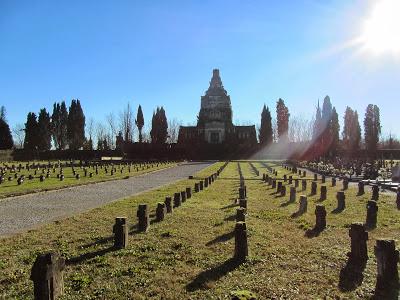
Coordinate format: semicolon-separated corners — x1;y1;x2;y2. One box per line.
358;181;365;195
199;181;204;190
332;177;336;187
289;186;296;203
165;197;173;213
348;223;368;264
314;205;327;231
396;190;400;210
294;179;299;188
321;175;326;183
173;192;181;207
365;200;378;229
289;176;293;185
75;174;80;180
320;185;327;200
194;183;200;193
336;191;346;211
137;204;150;232
277;181;283;194
234;222;248;262
314;174;318;181
239;198;247;209
371;185;379;201
60;174;64;181
113;217;128;249
180;191;187;202
239;187;246;200
186;187;192;199
311;181;317;196
283;174;287;182
156;202;166;222
298;195;308;214
30;252;65;300
40;175;45;182
272;179;276;189
236;207;246;222
343;178;349;190
302;179;307;191
374;239;399;291
204;179;208;188
280;185;286;197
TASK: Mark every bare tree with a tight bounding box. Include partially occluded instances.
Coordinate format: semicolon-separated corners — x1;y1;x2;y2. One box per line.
12;123;25;149
288;114;314;143
119;103;134;143
106;112;117;149
95;122;107;150
87;117;94;141
272;118;278;143
141;122;151;143
167;118;182;143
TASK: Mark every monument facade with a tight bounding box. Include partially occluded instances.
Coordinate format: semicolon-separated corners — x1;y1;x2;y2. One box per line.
178;69;257;145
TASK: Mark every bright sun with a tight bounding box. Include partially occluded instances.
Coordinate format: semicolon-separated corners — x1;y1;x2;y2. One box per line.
361;0;400;55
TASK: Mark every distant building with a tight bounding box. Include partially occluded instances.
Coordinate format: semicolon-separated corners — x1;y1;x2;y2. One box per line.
178;69;257;145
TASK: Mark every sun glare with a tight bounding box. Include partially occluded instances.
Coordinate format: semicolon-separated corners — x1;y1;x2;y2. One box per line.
361;0;400;55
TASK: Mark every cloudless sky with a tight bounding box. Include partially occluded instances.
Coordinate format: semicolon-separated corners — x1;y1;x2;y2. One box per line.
1;0;399;139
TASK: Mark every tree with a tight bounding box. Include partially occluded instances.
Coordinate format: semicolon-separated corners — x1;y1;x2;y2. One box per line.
343;110;362;154
259;104;273;144
150;106;168;144
276;98;290;142
120;103;134;143
313;101;323;141
0;106;13;150
37;108;52;151
135;105;144;143
12;123;25;149
321;96;333;150
364;104;381;157
24;112;40;151
330;107;340;156
52;101;68;150
106;112;117;149
67;99;85;150
167;118;181;143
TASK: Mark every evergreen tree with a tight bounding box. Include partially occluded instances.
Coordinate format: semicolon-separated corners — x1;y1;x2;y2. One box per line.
135;105;144;143
52;101;68;150
37;108;52;151
150;106;168;144
67;99;85;150
259;104;273;144
321;96;333;150
0;106;13;150
364;104;381;156
24;112;40;151
343;107;362;154
313;101;323;141
276;98;290;142
330;107;340;156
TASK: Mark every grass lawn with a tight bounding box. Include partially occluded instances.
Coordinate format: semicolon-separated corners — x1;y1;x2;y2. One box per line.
0;161;399;299
0;161;176;199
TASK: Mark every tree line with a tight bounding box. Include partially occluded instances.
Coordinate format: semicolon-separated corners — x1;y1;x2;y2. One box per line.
258;97;383;157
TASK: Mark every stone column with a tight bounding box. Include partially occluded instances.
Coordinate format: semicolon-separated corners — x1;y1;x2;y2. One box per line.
289;187;296;203
315;205;327;231
332;177;336;187
320;185;327;200
165;197;173;213
336;191;346;211
348;223;368;264
113;217;128;249
30;252;65;300
372;185;379;201
374;239;399;291
302;179;307;191
173;192;181;207
366;200;378;229
234;222;248;262
186;187;192;199
180;191;187;202
311;181;317;196
358;181;365;195
156;202;166;222
137;204;150;232
236;207;246;222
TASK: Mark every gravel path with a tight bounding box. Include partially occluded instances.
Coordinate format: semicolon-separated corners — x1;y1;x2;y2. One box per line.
0;161;213;237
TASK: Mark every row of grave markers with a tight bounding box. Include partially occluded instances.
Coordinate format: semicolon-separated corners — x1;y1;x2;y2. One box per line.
28;162;228;299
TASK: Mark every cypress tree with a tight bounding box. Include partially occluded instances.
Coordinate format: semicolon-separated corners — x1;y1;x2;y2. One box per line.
52;101;68;150
135;105;144;143
276;98;290;142
37;108;52;151
364;104;381;157
330;107;340;156
24;112;40;151
0;106;13;150
259;104;273;144
67;99;85;150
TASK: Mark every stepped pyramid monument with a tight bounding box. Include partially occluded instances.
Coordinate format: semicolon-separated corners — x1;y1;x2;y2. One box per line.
178;69;257;144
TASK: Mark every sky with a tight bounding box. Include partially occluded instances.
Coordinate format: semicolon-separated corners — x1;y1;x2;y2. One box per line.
1;0;399;140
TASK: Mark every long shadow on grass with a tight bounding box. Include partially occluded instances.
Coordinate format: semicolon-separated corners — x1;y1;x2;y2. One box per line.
338;258;366;292
81;236;113;248
221;203;238;210
206;231;235;246
186;258;241;292
280;199;295;207
304;227;324;238
66;245;117;265
224;214;237;222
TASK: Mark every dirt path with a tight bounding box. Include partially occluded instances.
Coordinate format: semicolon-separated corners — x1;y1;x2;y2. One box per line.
0;161;214;237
